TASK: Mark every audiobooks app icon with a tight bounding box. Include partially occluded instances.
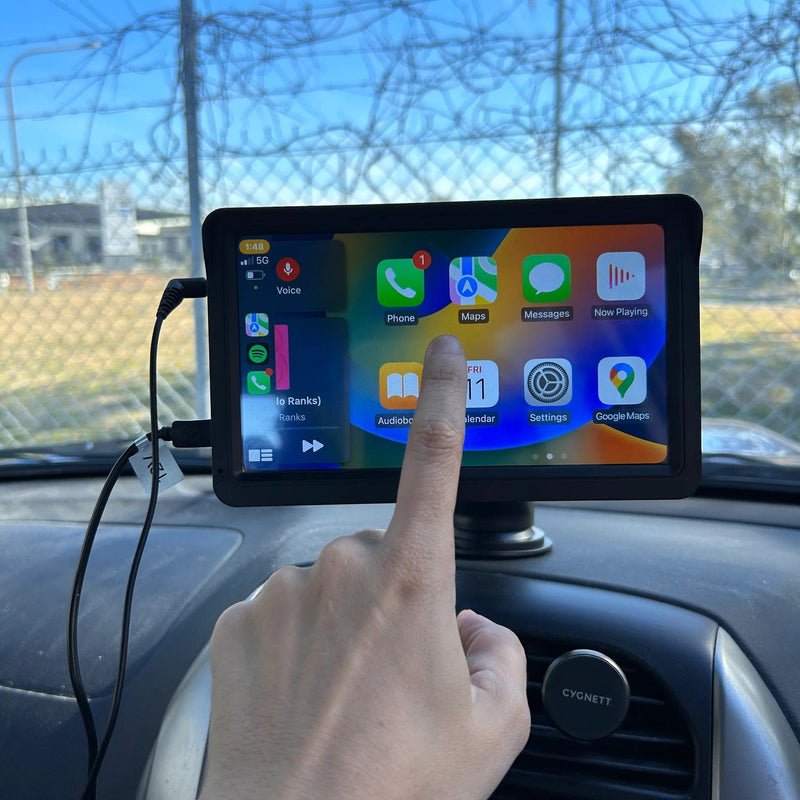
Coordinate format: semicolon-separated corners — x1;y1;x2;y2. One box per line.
379;362;423;409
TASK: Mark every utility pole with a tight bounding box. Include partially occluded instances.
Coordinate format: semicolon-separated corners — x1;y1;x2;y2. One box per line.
551;0;565;197
6;42;98;293
180;0;209;418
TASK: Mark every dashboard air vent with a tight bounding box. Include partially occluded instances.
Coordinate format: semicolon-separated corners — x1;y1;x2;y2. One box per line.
492;637;696;800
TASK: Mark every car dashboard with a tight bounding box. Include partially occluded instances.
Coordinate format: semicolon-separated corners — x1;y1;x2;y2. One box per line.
1;475;799;800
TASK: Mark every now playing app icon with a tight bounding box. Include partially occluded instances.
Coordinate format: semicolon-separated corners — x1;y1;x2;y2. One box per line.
597;251;645;301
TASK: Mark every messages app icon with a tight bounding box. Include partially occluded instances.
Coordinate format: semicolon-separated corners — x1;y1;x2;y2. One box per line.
523;255;571;303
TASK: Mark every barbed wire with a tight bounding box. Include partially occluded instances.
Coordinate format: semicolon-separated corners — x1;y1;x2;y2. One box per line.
1;0;798;448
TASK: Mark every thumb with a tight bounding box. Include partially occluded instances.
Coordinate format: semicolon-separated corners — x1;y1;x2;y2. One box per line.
457;609;531;746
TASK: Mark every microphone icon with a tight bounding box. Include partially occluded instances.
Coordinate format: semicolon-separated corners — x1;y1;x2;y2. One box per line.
276;257;300;282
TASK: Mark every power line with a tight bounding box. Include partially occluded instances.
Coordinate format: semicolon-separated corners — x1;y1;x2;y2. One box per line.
1;0;797;203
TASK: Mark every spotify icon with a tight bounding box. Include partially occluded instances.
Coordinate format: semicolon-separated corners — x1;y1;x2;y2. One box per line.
247;343;269;364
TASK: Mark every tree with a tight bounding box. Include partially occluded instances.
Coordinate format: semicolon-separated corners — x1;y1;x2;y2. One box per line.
666;82;800;292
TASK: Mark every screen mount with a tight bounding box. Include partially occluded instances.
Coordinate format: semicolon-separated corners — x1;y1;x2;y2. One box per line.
454;501;553;558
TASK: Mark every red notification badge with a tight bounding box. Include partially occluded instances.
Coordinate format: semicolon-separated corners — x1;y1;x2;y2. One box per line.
412;250;432;270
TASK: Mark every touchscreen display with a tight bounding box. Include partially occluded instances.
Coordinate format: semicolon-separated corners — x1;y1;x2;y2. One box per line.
235;223;667;472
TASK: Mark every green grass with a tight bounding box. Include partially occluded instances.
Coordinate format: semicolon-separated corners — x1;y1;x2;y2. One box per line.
1;275;799;447
700;304;800;440
1;272;198;447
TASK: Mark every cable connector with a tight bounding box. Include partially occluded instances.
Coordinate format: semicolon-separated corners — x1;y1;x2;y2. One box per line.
133;421;211;449
156;276;207;320
134;427;173;450
168;419;212;448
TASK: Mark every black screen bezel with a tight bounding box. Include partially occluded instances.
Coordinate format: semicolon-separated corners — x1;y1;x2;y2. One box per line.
203;195;702;507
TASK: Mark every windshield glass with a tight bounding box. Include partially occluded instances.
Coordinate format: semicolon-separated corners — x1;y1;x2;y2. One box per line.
1;0;798;489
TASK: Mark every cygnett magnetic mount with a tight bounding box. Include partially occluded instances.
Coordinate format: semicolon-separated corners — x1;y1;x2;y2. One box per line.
542;649;631;741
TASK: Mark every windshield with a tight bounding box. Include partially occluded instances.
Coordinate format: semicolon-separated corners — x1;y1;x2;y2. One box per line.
1;0;798;492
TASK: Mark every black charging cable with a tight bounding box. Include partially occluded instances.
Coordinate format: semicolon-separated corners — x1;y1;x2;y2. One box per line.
67;277;208;800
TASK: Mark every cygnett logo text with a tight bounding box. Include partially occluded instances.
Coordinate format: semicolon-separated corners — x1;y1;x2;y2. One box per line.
562;688;613;706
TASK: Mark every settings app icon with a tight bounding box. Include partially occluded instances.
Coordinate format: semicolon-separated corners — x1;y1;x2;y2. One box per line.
524;359;573;406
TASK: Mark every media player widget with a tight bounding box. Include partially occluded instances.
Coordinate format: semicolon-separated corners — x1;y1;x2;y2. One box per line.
241;316;350;468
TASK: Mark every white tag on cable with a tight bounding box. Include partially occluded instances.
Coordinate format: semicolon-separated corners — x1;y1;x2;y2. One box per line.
130;439;185;494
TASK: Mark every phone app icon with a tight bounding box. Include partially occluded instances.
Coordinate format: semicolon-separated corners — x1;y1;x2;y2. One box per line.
524;358;573;406
523;254;571;303
247;370;273;394
449;257;498;305
247;343;269;364
466;360;499;408
245;312;269;337
379;361;423;409
377;259;424;307
597;251;646;300
598;356;647;405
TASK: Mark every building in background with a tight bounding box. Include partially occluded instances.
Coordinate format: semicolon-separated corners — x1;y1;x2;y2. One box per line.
0;201;189;276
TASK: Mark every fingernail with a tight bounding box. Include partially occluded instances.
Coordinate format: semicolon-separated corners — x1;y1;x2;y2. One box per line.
427;334;463;355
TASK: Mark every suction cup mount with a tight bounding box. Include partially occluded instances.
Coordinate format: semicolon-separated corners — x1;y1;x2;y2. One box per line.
453;501;553;559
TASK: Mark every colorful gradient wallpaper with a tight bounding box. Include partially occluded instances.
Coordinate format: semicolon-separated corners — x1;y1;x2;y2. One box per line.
237;223;667;471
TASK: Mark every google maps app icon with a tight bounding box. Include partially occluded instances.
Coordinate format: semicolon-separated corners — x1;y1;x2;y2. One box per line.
598;356;648;405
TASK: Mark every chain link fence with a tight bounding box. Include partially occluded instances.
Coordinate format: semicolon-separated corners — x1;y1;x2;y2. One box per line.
1;0;799;450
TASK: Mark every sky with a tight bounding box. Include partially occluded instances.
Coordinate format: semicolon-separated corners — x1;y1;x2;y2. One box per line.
0;0;784;209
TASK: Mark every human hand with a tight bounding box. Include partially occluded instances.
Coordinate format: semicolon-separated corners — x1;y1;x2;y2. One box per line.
199;335;530;800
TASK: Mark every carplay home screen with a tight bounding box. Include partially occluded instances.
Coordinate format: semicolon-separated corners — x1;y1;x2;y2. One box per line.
237;224;667;471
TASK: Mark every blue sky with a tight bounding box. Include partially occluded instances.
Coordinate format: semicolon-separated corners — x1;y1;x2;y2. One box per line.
0;0;783;208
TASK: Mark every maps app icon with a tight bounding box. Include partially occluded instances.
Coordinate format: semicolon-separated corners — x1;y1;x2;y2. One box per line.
449;257;498;305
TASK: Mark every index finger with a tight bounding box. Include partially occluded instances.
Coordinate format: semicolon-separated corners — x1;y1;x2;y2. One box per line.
384;335;467;563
